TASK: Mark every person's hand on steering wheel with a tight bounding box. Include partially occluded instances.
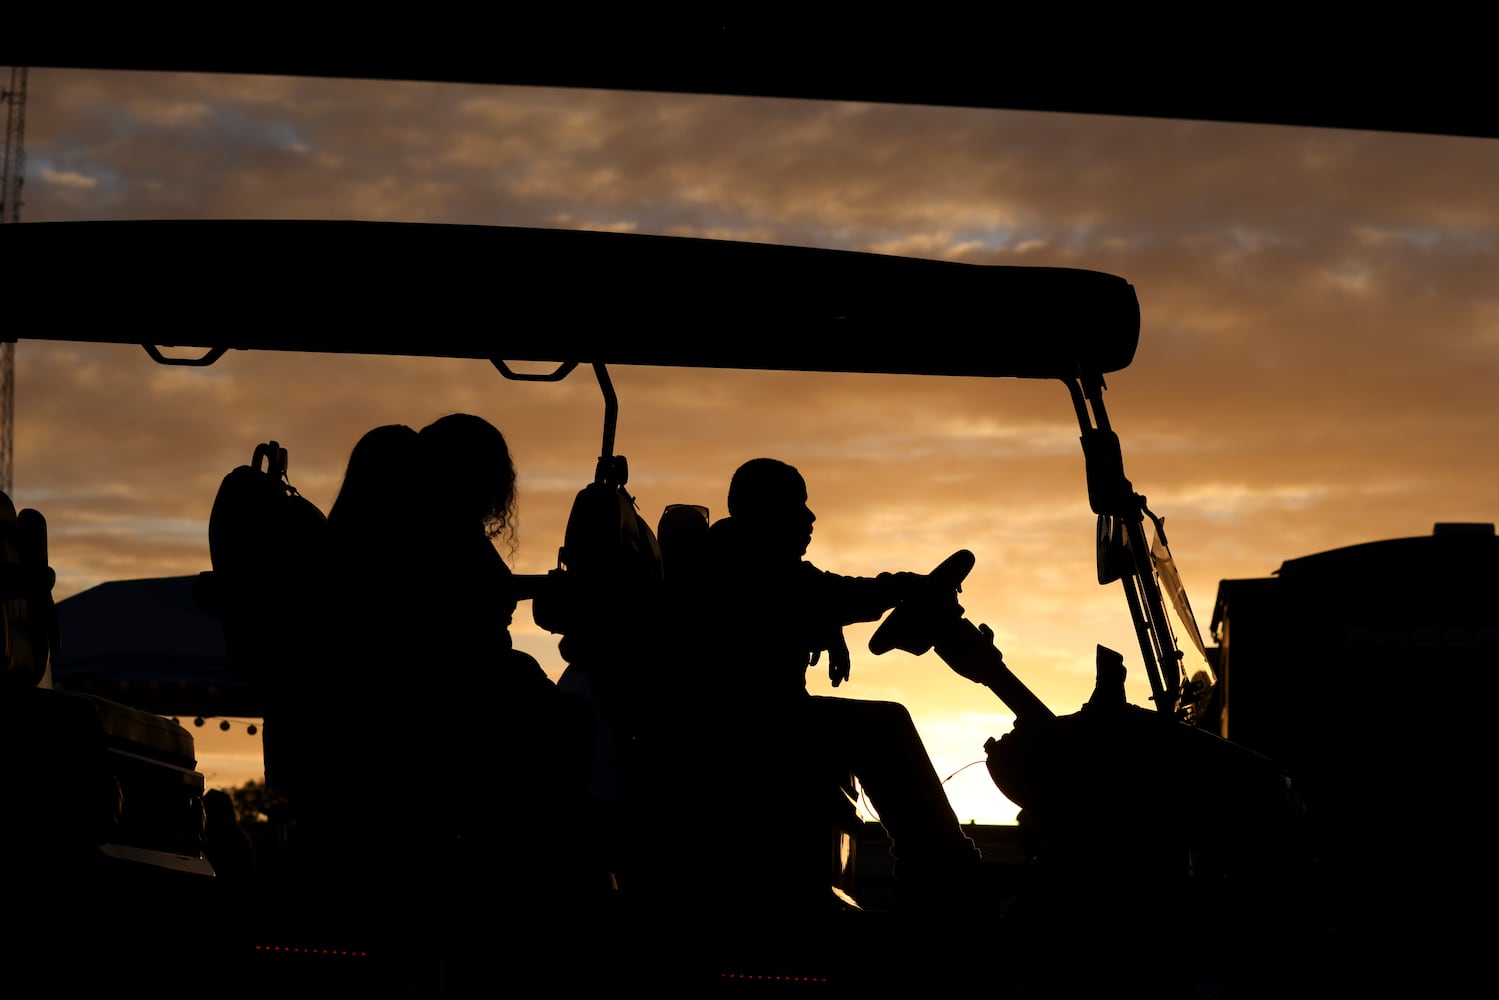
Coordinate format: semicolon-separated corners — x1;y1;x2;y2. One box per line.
869;550;976;656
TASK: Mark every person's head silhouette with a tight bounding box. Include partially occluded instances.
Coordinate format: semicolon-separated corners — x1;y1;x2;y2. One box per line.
329;423;419;532
419;413;517;544
728;458;816;559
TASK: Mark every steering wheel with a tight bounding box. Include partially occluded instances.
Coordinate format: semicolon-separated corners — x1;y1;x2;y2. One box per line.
868;549;976;657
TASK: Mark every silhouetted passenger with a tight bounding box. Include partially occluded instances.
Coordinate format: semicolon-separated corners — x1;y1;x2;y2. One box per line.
669;458;986;909
298;424;422;877
203;787;257;886
314;416;599;944
409;416;598;897
323;422;423;715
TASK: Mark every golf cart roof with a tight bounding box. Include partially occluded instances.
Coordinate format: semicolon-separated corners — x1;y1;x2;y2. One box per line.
4;220;1139;378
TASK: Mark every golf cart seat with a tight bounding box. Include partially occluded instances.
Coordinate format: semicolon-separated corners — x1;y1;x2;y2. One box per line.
205;440;328;812
531;460;665;884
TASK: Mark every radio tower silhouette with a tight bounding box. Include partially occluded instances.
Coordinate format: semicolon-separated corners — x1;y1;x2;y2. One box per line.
1;65;27;497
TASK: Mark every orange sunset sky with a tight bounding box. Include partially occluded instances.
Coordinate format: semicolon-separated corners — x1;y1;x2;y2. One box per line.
11;67;1497;824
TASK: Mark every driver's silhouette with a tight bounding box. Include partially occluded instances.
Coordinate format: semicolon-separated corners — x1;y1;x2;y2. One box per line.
672;458;991;908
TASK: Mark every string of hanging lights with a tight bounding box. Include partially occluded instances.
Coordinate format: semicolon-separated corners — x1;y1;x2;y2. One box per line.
172;715;261;735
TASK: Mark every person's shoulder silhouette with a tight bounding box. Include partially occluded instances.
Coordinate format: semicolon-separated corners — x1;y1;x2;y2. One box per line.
202;788;257;886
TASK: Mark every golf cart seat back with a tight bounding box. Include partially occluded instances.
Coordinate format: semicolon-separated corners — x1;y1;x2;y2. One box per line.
205;441;328;801
534;457;665;650
0;492;58;694
656;503;710;601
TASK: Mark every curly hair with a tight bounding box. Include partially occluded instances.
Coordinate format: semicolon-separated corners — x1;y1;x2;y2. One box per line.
418;413;519;556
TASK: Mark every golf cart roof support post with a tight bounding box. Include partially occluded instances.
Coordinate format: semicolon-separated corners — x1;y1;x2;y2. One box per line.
1066;375;1135;516
592;362;620;486
1063;373;1114;435
1115;558;1167;708
1063;374;1184;715
1119;516;1176;714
